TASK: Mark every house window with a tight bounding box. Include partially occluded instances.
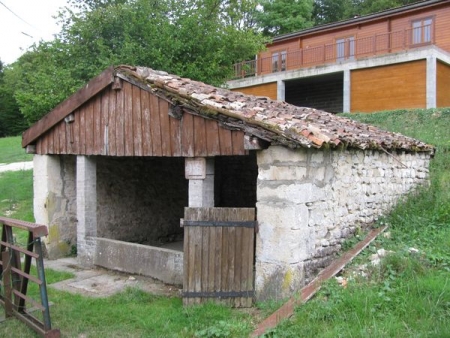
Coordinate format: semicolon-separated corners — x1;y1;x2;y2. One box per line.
272;51;287;72
336;37;355;61
412;18;433;44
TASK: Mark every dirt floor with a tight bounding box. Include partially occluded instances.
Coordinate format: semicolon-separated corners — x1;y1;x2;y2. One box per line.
44;257;181;298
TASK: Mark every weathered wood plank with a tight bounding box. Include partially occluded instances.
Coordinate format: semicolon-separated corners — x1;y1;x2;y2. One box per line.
141;90;152;156
233;210;243;307
183;210;191;306
115;87;125;156
59;122;67;154
46;127;53;154
123;81;134;156
101;91;110;155
72;108;81;154
108;90;117;156
181;113;194;157
205;119;221;156
169;114;181;156
22;67;114;147
183;207;255;307
231;130;245;155
150;94;162;156
159;100;172;156
80;106;86;154
48;127;54;154
85;102;94;155
193;115;207;157
93;94;103;155
218;127;233;155
132;86;143;156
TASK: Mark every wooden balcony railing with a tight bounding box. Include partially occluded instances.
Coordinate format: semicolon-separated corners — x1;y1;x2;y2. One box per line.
232;24;434;79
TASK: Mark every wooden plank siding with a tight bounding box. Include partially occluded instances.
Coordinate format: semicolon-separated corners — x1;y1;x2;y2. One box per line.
183;207;255;307
34;82;247;157
253;2;450;77
232;82;278;100
350;60;426;113
437;61;450;107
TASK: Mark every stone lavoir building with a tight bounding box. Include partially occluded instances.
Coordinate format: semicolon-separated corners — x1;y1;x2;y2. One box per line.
22;66;433;304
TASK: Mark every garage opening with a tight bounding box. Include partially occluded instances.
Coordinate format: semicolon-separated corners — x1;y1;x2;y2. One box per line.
285;72;344;113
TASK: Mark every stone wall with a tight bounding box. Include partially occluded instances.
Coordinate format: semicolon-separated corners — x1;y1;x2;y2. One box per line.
34;155;77;258
96;157;188;246
255;145;431;300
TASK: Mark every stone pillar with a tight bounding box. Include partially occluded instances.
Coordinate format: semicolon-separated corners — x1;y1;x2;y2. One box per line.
34;155;77;259
185;157;214;207
277;79;285;101
343;69;351;113
426;56;437;109
76;156;97;266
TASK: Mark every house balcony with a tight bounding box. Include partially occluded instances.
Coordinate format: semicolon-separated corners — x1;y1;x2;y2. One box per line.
232;24;434;79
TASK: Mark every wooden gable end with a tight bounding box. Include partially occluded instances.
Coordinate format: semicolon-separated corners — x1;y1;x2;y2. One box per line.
34;80;247;157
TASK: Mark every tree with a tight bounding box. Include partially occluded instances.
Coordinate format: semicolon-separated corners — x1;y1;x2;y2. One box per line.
0;60;27;136
255;0;315;36
8;0;267;124
313;0;419;25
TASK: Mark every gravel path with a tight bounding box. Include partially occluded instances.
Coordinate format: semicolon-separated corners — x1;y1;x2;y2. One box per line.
0;161;33;173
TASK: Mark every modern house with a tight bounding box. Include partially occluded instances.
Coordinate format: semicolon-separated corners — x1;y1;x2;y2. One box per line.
22;66;433;303
228;0;450;113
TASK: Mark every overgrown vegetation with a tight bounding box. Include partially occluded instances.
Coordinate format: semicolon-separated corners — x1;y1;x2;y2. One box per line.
0;108;449;337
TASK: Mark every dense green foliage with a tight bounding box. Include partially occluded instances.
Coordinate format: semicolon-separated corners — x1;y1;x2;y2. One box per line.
313;0;419;25
0;61;27;136
255;0;315;36
4;0;267;124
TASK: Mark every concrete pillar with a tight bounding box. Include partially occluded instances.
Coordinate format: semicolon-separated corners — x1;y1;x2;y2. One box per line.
185;157;214;207
76;156;97;266
277;79;285;101
34;155;62;258
343;69;351;113
426;56;437;109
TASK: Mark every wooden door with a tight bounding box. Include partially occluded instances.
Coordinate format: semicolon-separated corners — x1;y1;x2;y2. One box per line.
182;207;256;307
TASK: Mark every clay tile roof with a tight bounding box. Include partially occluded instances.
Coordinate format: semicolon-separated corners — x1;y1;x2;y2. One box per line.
116;65;433;152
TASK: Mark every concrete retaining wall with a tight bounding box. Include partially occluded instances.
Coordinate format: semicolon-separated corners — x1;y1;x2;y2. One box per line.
255;146;431;300
95;237;183;285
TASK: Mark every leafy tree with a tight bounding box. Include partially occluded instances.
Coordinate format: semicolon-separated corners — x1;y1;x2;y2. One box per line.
255;0;315;36
0;60;27;136
313;0;419;25
8;0;266;124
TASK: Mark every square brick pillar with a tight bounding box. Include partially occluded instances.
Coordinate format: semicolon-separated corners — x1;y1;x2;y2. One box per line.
185;157;214;207
76;156;97;266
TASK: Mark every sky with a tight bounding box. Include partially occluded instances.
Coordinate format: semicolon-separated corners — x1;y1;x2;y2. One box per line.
0;0;70;65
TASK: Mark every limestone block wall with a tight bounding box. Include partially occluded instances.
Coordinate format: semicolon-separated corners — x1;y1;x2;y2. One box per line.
255;145;431;300
34;155;77;258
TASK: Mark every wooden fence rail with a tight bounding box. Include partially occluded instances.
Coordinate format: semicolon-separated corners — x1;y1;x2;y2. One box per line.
0;216;60;338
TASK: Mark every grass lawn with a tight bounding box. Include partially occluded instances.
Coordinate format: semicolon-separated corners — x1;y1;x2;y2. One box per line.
0;135;33;164
0;108;449;337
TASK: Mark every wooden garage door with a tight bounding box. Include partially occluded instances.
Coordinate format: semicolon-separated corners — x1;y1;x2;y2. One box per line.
182;207;256;307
